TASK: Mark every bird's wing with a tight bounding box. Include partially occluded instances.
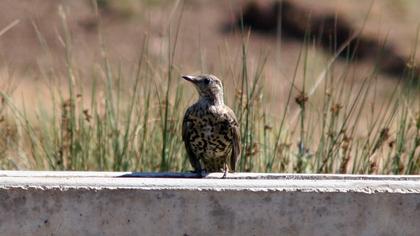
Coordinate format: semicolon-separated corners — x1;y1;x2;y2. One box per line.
182;108;202;172
225;108;241;172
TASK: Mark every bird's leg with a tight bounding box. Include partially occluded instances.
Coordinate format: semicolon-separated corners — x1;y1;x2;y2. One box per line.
189;168;206;178
222;164;228;179
191;159;206;178
199;168;207;178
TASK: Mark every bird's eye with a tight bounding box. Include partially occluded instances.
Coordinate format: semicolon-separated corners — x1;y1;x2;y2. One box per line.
203;78;210;84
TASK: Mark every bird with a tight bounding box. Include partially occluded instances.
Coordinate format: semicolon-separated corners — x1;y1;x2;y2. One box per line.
182;74;240;178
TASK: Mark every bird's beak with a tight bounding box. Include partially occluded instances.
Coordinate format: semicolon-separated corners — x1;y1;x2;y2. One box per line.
182;75;197;83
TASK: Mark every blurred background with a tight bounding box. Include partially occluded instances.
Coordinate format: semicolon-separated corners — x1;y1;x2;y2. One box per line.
2;0;420;98
0;0;419;173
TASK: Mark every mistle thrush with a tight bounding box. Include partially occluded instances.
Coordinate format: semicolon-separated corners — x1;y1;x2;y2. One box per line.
182;74;240;177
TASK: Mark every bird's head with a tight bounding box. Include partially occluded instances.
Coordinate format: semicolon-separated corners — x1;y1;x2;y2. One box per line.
182;74;224;105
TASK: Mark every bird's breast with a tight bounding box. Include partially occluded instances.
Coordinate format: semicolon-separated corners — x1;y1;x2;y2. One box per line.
187;110;232;158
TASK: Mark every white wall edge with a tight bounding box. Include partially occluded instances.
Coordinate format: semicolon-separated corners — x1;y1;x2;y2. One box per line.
1;171;420;193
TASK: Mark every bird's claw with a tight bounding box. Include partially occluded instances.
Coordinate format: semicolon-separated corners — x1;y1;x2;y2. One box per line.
222;170;227;179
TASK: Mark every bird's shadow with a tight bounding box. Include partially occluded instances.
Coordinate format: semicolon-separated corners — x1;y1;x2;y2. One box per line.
117;172;207;178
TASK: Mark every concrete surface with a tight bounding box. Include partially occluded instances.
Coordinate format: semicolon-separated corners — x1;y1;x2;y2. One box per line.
1;171;420;236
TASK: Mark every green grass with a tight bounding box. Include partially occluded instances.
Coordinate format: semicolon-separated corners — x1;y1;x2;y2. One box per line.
0;2;419;174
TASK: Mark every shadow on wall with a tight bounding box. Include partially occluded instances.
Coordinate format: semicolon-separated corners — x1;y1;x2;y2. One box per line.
230;0;420;81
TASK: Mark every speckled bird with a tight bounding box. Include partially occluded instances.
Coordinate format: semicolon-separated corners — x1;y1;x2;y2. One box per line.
182;74;240;177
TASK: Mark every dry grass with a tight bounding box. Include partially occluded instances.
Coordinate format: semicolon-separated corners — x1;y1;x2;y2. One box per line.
0;1;419;173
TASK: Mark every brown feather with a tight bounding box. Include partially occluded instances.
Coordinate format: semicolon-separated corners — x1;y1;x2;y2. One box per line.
182;108;202;172
226;108;240;171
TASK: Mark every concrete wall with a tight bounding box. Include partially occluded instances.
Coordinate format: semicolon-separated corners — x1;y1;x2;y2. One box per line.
1;171;420;236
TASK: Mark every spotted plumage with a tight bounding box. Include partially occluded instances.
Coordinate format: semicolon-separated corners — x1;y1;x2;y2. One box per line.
182;74;240;177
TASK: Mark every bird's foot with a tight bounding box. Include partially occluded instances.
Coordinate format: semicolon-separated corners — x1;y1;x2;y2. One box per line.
194;169;207;178
188;170;206;178
222;169;228;179
200;170;207;178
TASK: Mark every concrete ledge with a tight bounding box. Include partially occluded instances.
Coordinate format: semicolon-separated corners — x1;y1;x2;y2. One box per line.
1;171;420;235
